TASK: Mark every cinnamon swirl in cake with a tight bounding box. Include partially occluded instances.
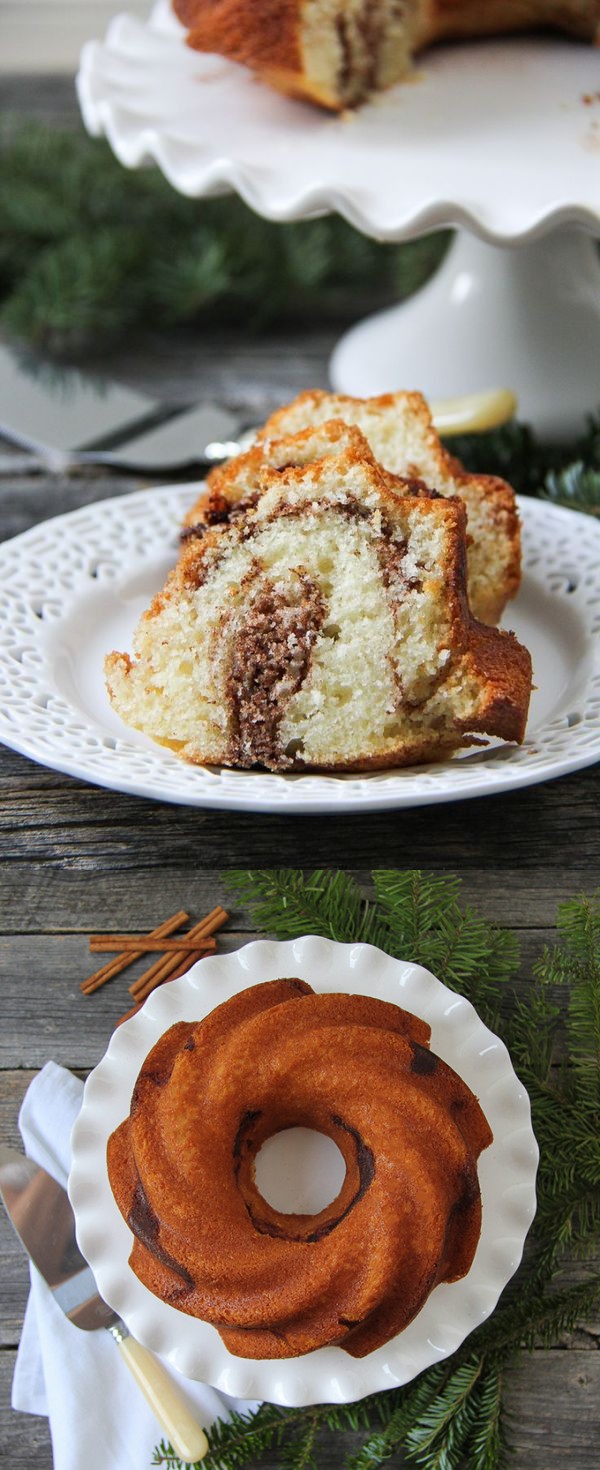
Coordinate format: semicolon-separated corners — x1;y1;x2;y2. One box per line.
105;424;531;771
173;1;600;111
185;391;521;627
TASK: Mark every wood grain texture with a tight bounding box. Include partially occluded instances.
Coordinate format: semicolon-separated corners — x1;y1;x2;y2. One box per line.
0;77;599;1461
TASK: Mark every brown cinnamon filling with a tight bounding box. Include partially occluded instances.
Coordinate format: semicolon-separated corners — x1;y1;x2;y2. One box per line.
181;492;260;543
128;1177;194;1294
226;571;325;769
335;11;353;98
358;0;386;96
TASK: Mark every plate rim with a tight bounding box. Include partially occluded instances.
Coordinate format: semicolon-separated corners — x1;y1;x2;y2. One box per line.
68;935;539;1405
1;486;599;813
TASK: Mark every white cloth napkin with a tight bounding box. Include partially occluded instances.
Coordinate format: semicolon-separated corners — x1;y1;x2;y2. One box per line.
12;1061;255;1470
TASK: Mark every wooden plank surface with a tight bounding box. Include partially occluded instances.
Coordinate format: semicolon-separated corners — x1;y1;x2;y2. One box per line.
1;72;599;1470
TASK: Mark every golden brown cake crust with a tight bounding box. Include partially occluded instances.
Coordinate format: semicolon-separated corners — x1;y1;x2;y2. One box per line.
417;0;600;47
174;0;301;70
183;393;522;628
262;391;523;624
107;980;492;1359
106;424;531;771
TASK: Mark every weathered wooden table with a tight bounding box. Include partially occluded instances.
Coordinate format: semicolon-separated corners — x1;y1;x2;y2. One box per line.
1;75;599;1470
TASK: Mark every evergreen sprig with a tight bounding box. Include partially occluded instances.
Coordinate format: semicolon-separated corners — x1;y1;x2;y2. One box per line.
448;412;600;511
0;118;447;358
3;121;600;511
151;872;600;1470
222;869;518;1032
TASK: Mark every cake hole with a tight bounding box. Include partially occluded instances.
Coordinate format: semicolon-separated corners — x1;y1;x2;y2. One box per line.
566;711;582;727
323;623;341;640
254;1128;346;1215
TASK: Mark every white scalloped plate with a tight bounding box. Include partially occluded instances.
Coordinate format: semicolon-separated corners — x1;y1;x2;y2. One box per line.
69;937;538;1404
1;488;599;812
76;2;600;243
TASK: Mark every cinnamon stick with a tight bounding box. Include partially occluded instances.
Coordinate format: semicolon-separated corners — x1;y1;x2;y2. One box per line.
131;945;213;1004
90;936;218;954
128;909;228;999
150;948;207;985
81;910;189;994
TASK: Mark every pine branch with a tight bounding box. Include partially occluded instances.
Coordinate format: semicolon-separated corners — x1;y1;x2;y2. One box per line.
542;462;600;514
475;1275;600;1357
557;894;600;1110
446;410;600;507
404;1357;483;1459
224;870;519;1028
372;871;519;1028
280;1415;319;1470
0;119;444;359
462;1365;505;1470
222;869;389;949
202;1403;301;1467
345;1370;447;1469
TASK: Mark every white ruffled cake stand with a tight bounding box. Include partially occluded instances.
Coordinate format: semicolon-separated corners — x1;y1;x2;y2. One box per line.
77;1;600;436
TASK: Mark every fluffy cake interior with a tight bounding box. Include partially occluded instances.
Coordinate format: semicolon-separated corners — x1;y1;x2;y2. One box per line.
107;436;531;772
186;390;521;626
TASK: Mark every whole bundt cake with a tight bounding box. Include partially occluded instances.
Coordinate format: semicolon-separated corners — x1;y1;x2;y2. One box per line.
185;390;521;626
107;978;493;1359
106;422;531;771
172;1;600;111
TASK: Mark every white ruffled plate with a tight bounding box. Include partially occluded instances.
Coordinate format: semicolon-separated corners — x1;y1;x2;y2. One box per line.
0;487;599;811
76;2;600;242
69;936;538;1405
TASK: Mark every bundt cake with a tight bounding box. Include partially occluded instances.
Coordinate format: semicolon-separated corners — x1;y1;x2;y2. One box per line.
173;1;600;111
185;391;521;627
106;423;532;771
107;978;493;1359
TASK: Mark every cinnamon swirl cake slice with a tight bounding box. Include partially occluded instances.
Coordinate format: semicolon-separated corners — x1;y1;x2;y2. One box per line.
106;430;531;772
185;389;521;626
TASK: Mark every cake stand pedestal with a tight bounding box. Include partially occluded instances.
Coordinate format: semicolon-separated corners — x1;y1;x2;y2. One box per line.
77;5;600;436
330;227;600;441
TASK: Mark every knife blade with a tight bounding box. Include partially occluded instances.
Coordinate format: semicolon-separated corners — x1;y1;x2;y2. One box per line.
0;1145;209;1463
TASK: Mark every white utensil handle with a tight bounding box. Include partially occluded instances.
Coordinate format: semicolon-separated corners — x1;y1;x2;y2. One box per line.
431;388;517;437
116;1332;209;1463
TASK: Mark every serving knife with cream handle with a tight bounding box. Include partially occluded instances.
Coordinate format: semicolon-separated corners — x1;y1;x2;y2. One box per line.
202;386;518;462
0;1145;209;1464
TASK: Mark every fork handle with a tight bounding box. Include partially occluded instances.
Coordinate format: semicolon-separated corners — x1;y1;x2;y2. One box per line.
112;1327;209;1462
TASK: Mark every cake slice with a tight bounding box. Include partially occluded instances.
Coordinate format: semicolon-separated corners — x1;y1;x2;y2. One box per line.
173;1;600;112
106;430;531;771
185;390;521;626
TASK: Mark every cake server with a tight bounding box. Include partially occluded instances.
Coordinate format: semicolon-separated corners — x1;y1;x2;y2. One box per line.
201;388;519;461
0;1144;209;1464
